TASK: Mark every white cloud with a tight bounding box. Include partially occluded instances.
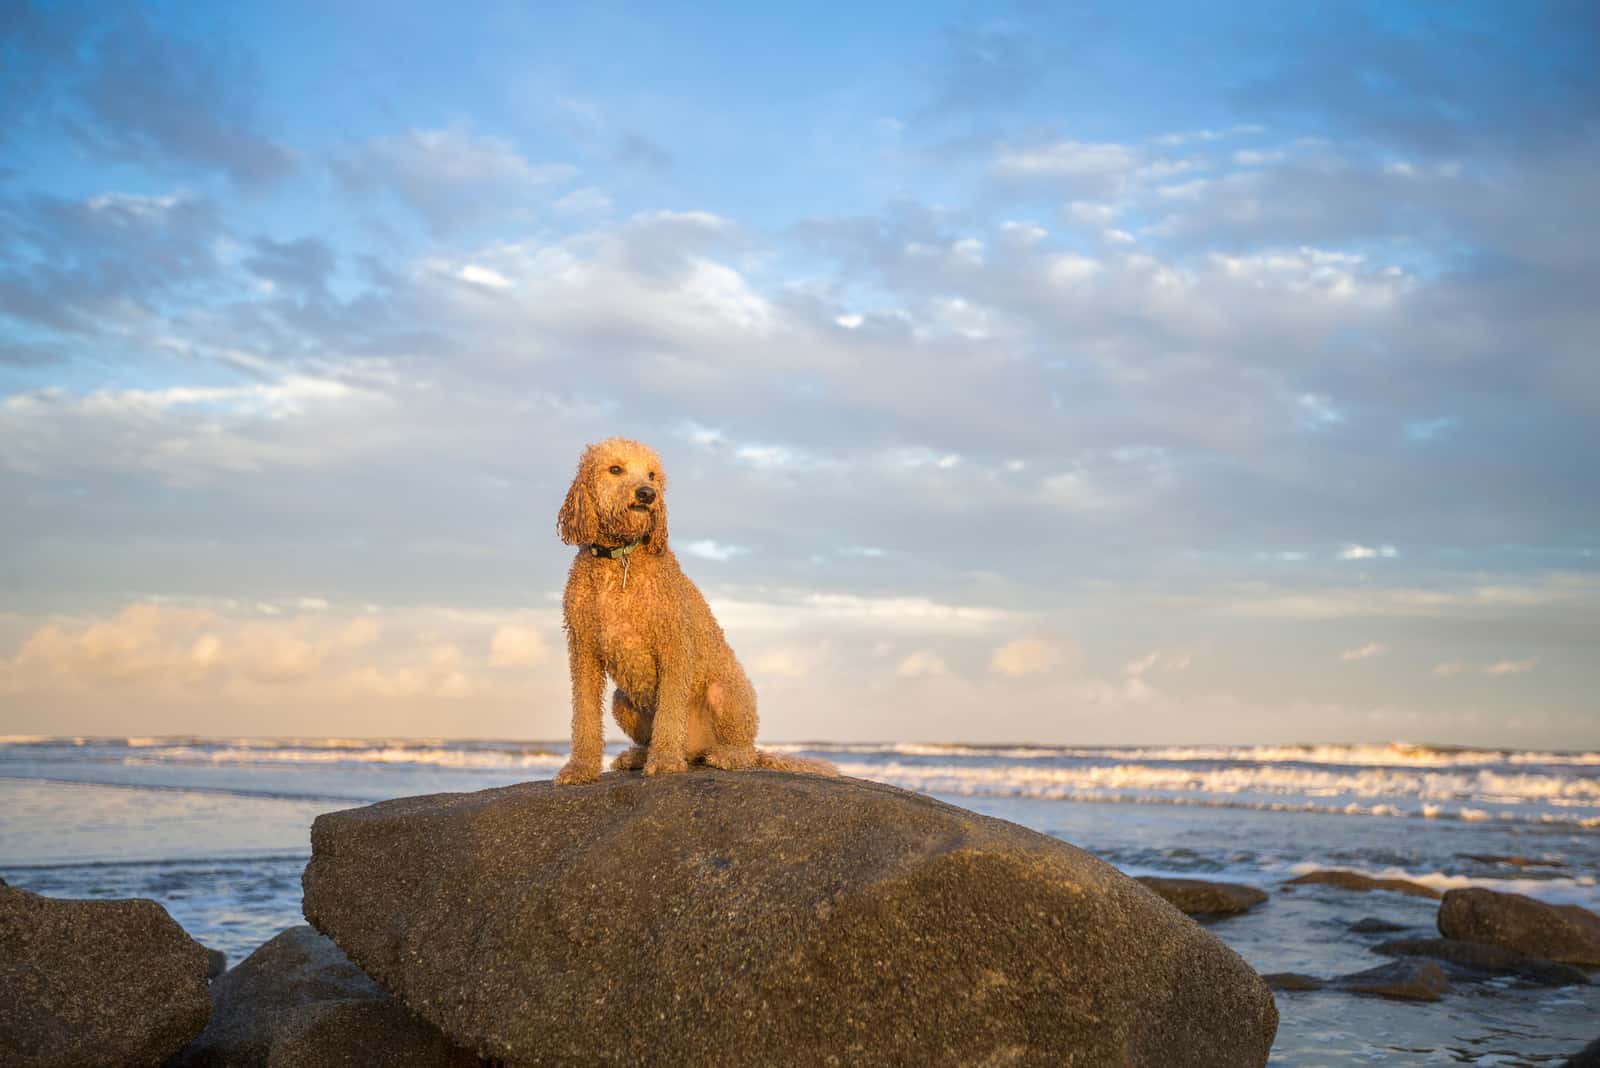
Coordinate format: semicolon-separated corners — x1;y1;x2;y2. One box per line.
896;650;948;678
554;187;612;215
1338;544;1398;560
749;642;829;679
994;141;1137;179
989;638;1060;677
1339;642;1389;661
458;264;513;289
489;625;550;667
1298;392;1344;426
683;539;748;562
1483;659;1535;676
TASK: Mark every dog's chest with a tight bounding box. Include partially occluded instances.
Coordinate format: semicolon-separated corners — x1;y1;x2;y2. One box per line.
594;596;661;697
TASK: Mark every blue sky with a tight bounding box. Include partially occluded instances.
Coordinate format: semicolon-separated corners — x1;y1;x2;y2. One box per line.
1;1;1596;746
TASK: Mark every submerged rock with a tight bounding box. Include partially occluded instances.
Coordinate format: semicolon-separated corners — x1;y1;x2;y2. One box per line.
1284;870;1441;899
1438;888;1600;966
1349;917;1410;934
1261;973;1324;992
1334;959;1452;1002
170;925;480;1067
0;883;212;1068
1372;937;1590;987
1135;876;1269;917
303;770;1279;1068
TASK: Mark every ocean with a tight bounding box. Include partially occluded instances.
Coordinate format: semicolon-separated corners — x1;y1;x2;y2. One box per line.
2;736;1596;1065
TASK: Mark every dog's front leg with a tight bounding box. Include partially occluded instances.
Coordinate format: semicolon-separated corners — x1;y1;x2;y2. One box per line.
556;630;606;785
643;664;691;776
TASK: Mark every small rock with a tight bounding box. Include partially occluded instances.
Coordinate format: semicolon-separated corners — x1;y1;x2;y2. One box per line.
204;947;228;979
1372;937;1589;986
1349;917;1410;934
1438;888;1600;966
1335;959;1452;1002
169;926;480;1067
1135;876;1269;917
1261;973;1324;991
1285;870;1441;899
1462;853;1563;869
0;883;212;1068
304;771;1280;1068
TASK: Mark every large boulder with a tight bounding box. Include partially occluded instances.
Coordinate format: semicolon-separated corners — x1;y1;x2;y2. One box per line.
1135;877;1268;917
171;926;481;1067
1438;888;1600;966
303;771;1279;1068
0;883;211;1068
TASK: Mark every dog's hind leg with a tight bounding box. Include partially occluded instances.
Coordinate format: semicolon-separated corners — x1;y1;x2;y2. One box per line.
610;689;651;771
699;679;760;770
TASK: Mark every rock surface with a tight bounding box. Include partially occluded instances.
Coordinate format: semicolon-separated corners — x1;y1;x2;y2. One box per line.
304;770;1279;1068
0;883;212;1068
1437;888;1600;966
170;925;480;1068
1334;959;1452;1002
1284;869;1441;899
1349;917;1410;934
1135;876;1269;917
1261;972;1323;992
1372;937;1590;986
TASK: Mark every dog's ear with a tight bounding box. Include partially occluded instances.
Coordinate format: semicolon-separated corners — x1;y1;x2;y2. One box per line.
648;471;668;554
557;453;599;546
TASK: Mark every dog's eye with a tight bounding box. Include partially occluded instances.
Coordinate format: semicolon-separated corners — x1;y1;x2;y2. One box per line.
608;465;623;475
648;472;655;480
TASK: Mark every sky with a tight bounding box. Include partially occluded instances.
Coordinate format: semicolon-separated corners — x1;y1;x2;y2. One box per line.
1;1;1597;747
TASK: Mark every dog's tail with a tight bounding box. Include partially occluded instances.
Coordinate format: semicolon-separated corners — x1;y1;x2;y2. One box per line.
754;749;839;776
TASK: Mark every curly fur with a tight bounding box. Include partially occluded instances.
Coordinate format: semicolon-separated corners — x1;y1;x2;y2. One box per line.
554;438;836;783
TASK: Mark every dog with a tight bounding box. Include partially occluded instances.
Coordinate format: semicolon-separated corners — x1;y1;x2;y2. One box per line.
553;437;836;783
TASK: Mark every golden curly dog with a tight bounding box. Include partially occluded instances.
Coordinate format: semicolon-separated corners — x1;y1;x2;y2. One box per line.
554;437;836;784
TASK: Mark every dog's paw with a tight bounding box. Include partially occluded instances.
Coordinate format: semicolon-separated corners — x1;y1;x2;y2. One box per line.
642;753;689;777
611;746;649;771
554;760;601;785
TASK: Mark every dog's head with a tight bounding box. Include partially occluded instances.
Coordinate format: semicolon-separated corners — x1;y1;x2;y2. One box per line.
557;437;668;553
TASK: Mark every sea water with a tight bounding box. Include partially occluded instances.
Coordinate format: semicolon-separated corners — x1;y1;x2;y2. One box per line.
2;736;1596;1065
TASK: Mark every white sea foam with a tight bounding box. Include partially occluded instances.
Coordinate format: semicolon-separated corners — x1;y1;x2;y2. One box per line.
783;740;1600;768
122;744;566;770
828;759;1600;804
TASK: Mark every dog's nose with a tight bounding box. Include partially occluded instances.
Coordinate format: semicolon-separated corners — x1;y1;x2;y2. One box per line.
634;485;656;504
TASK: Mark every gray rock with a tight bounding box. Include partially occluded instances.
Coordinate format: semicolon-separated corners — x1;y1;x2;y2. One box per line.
1438;888;1600;966
1284;870;1441;899
1372;937;1590;986
204;947;228;980
170;925;480;1067
0;883;211;1068
1348;917;1409;934
1334;959;1452;1002
303;770;1279;1068
1135;876;1269;917
1261;973;1323;991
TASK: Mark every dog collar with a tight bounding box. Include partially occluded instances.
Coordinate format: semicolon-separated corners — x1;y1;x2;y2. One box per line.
589;539;644;592
588;539;644;559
